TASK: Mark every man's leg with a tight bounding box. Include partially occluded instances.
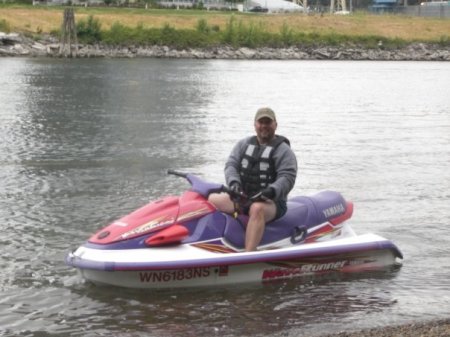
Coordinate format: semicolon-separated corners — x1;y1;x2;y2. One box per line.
245;201;277;252
208;192;235;214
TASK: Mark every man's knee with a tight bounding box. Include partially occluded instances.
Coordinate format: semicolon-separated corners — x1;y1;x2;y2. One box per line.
208;193;234;214
249;201;276;222
249;202;264;215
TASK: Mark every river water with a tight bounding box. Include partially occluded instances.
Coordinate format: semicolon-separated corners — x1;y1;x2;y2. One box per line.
0;58;449;337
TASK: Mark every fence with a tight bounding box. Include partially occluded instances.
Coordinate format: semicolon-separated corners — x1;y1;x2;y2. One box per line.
397;3;450;18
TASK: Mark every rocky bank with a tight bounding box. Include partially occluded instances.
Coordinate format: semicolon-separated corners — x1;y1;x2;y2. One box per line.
1;32;450;60
321;318;450;337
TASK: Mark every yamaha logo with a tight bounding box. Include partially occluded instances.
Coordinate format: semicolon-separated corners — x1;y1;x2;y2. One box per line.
323;203;345;218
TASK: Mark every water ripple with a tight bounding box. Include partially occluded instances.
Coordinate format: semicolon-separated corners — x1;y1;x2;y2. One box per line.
0;58;449;337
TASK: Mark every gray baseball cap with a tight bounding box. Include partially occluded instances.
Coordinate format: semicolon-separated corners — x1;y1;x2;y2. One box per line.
254;107;276;121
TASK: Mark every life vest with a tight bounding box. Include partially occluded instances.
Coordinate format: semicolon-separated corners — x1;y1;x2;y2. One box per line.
239;135;290;196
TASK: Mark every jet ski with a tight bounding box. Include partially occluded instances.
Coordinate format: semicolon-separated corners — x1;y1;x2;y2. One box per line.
66;170;403;289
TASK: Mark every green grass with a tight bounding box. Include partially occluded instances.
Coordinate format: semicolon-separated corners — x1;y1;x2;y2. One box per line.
72;15;419;49
0;18;11;33
1;4;450;48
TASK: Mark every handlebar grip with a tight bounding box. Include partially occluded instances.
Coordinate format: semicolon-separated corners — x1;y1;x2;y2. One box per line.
167;169;188;178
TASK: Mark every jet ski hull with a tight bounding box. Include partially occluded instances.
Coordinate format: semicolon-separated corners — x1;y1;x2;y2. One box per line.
67;233;402;289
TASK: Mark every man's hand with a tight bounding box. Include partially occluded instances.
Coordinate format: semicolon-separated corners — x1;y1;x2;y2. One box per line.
250;187;275;202
228;182;244;203
230;182;242;195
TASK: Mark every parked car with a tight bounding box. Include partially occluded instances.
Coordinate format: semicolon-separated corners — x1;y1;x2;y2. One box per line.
248;6;269;12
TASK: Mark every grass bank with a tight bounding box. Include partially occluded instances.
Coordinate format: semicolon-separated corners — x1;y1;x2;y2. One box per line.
1;4;449;48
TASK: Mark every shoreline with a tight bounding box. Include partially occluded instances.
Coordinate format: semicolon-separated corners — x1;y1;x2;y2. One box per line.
1;32;450;61
319;318;450;337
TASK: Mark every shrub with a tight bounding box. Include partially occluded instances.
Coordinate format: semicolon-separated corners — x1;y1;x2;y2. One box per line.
196;18;210;33
77;15;102;43
438;35;449;47
222;15;237;46
221;17;275;48
102;22;133;45
64;13;414;51
280;22;294;47
0;19;11;33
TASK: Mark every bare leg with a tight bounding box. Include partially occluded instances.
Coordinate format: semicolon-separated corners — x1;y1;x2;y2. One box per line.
209;193;277;252
245;201;277;252
208;192;235;214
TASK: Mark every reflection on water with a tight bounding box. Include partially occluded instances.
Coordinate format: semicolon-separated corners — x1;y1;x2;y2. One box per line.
0;58;449;336
63;270;400;337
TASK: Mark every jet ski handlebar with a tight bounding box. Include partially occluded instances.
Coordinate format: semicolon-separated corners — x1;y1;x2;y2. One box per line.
167;169;247;200
167;169;188;178
167;169;224;197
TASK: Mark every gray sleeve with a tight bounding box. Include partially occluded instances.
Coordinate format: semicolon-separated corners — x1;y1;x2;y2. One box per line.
224;137;250;186
270;143;298;201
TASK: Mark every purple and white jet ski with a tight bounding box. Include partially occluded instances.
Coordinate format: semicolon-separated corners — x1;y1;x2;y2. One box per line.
66;170;403;289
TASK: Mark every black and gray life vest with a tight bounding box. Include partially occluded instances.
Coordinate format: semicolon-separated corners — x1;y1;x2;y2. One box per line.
239;135;290;196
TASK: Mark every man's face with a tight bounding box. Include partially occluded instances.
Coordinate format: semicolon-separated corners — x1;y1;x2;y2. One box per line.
254;117;277;144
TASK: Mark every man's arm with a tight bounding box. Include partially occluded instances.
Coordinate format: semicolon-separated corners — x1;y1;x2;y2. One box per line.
270;143;298;200
224;137;249;186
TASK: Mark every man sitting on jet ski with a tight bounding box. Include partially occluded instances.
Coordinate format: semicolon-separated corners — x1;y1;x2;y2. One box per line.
209;107;298;251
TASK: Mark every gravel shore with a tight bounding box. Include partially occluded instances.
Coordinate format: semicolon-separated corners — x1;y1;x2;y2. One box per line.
1;32;450;61
320;318;450;337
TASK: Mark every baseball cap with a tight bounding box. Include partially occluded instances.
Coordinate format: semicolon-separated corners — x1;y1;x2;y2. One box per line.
254;107;276;121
